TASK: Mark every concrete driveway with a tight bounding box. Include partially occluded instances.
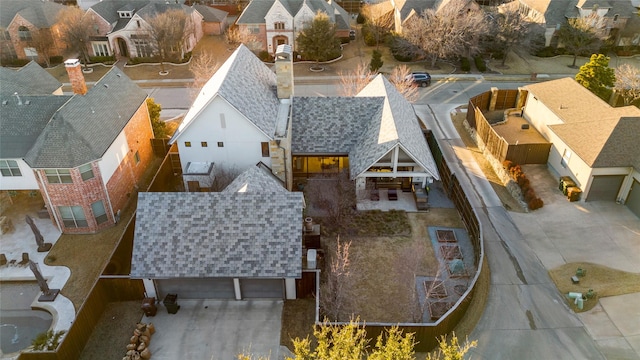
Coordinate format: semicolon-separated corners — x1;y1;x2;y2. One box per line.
142;300;285;360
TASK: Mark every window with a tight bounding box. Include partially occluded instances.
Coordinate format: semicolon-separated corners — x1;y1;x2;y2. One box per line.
185;141;192;147
261;142;269;157
24;47;37;61
91;200;108;225
217;142;224;147
0;160;21;176
133;38;152;57
18;26;31;41
561;149;572;168
201;142;208;147
92;42;110;57
79;164;94;181
45;169;72;184
134;151;140;164
248;25;260;34
59;206;88;228
274;22;285;30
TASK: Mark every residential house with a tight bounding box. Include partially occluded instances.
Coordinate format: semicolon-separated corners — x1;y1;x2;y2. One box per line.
235;0;351;54
193;4;229;35
170;44;440;197
521;77;640;215
0;0;66;64
0;59;154;233
502;0;637;46
131;164;303;300
364;0;480;34
85;0;204;59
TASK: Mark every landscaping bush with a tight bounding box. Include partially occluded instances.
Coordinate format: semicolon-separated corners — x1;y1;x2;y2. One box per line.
460;57;470;72
528;197;544;210
535;46;557;57
0;58;30;67
362;26;376;46
49;56;63;65
356;12;365;24
258;50;273;62
369;50;383;72
503;160;514;170
474;55;486;72
524;188;536;202
89;55;115;64
506;162;544;210
390;36;416;62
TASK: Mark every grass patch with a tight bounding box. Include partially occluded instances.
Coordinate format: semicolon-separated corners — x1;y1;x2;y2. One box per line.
280;299;316;351
549;262;640;312
318;209;411;238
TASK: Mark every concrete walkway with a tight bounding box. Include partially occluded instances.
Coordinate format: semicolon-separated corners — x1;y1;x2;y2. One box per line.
417;104;640;359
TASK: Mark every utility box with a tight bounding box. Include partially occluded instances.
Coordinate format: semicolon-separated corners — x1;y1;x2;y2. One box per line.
567;187;582;202
307;249;317;269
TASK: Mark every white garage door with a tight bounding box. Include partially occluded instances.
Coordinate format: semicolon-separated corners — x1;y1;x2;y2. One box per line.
626;180;640;219
586;175;625;202
240;279;284;299
156;278;235;300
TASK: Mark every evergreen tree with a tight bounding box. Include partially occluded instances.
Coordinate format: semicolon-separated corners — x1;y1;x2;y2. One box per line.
575;54;615;101
146;98;167;139
296;12;342;66
370;50;384;72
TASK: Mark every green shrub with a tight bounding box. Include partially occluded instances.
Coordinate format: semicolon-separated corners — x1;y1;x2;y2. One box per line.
535;46;557;57
460;57;470;72
474;55;486;72
32;330;66;351
0;58;30;67
363;27;376;46
258;50;273;62
89;55;115;64
370;50;383;72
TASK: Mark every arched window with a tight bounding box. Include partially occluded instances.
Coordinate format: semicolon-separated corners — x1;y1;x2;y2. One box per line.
18;26;31;41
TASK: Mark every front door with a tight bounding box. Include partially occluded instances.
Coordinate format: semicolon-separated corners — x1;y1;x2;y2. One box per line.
116;38;128;58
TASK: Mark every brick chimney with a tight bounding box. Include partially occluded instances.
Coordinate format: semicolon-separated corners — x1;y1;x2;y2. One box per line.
64;59;87;95
275;44;293;99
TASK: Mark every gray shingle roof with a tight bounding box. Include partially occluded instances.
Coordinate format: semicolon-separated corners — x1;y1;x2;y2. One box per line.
131;191;303;279
0;61;62;96
23;67;148;168
170;45;279;143
0;95;71;159
193;4;228;22
525;77;640;168
222;165;286;193
89;0;151;24
135;2;193;21
236;0;349;27
0;0;65;28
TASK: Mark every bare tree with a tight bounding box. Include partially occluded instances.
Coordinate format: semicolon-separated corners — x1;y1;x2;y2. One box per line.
225;26;261;52
305;170;355;231
189;51;219;98
146;8;194;73
401;0;488;68
210;165;241;192
27;29;55;67
557;14;608;68
490;9;533;66
320;237;356;322
361;3;394;48
338;61;375;96
394;241;427;322
388;65;419;102
57;7;93;68
615;63;640;105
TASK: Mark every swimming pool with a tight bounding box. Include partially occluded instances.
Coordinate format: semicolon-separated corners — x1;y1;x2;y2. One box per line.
0;282;53;355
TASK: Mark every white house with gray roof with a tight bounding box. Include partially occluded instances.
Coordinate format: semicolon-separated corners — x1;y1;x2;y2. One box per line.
171;43;439;199
131;165;303;300
522;78;640;215
236;0;351;54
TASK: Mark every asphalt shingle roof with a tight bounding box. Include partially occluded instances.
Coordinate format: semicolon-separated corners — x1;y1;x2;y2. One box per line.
170;45;279;143
0;0;65;28
0;95;71;159
236;0;349;27
130;191;303;279
525;77;640;167
193;4;228;22
23;67;148;168
0;61;62;96
222;165;286;194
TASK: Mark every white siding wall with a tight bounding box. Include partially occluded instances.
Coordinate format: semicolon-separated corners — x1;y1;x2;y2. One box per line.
99;132;129;183
0;159;39;190
176;97;272;173
265;1;294;53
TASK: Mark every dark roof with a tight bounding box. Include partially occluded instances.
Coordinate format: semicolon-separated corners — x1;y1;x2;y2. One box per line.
0;0;65;28
0;95;71;159
23;67;148;168
0;61;62;96
135;2;193;21
193;4;228;22
131;191;303;279
89;0;151;24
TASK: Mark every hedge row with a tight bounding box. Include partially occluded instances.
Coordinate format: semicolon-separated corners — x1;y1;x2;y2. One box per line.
503;161;544;210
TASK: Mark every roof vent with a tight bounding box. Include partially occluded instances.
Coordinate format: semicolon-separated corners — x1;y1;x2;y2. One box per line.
14;92;22;105
25;100;30;105
2;100;7;105
104;84;109;88
116;73;121;77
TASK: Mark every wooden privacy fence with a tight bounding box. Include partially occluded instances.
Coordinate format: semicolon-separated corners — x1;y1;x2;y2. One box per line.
318;132;485;353
296;270;318;298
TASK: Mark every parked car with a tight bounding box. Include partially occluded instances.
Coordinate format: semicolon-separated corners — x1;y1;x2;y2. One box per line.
406;72;431;87
349;30;356;40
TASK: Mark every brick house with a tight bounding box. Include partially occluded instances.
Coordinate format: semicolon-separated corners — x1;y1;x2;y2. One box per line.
85;0;204;59
0;60;154;233
0;0;66;65
235;0;351;54
193;4;229;36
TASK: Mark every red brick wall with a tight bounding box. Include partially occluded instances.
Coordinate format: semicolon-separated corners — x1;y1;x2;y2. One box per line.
203;22;225;36
106;100;154;215
36;163;114;234
7;15;63;63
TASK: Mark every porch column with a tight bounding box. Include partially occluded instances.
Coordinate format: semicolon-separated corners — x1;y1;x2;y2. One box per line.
392;147;399;174
233;278;242;300
142;279;157;299
285;278;296;299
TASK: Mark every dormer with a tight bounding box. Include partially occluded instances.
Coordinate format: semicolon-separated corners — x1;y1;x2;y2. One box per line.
117;4;136;18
